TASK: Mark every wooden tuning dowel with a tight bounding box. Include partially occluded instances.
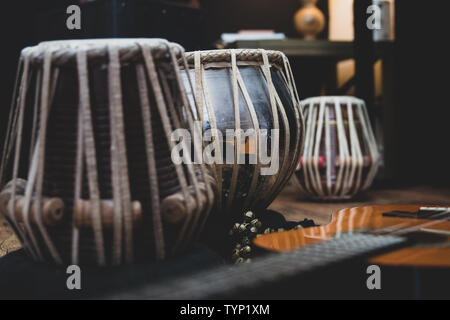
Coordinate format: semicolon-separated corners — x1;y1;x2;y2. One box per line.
73;199;142;229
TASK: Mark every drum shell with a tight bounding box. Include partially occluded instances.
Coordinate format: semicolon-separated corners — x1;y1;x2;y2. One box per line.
295;97;380;200
36;62;179;264
1;39;211;266
182;62;302;219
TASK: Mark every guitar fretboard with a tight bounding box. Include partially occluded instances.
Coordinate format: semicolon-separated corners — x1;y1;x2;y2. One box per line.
106;234;407;300
383;207;450;221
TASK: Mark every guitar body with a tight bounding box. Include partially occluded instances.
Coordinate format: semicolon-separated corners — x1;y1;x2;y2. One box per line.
254;205;450;267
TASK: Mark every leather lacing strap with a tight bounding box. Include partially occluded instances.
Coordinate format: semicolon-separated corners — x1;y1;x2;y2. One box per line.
29;70;42;170
141;41;194;254
108;44;134;265
333;97;351;197
168;44;207;250
279;56;305;199
71;79;84;266
302;103;317;194
76;48;106;266
33;49;63;264
312;100;326;197
358;101;380;190
347;101;364;196
226;50;241;211
261;79;293;208
194;52;204;126
135;58;165;261
9;57;33;258
235;68;261;210
195;52;223;211
9;60;60;261
8;60;62;260
0;59;23;188
324;106;332;194
274;56;304;196
23;138;44;260
259;50;290;208
185;53;215;241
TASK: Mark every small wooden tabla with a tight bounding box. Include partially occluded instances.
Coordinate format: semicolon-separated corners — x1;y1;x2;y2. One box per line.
294;96;380;200
0;39;216;266
181;49;305;219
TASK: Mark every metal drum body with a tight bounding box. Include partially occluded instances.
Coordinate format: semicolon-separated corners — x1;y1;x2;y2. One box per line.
181;50;304;219
295;96;380;200
0;39;215;266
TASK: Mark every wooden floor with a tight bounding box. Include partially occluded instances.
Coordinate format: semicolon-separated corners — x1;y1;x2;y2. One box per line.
1;184;450;258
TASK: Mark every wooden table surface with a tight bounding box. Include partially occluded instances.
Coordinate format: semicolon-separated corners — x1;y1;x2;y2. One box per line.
1;184;450;258
270;184;450;225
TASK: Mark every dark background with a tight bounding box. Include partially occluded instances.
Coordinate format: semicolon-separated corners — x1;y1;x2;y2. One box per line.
393;0;449;187
0;0;448;187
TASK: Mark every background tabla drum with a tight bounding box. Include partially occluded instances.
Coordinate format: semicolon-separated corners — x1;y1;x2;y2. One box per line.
294;96;380;200
0;39;216;266
181;49;304;221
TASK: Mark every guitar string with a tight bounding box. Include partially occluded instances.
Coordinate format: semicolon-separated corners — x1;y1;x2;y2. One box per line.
368;210;450;236
369;211;450;235
390;215;450;236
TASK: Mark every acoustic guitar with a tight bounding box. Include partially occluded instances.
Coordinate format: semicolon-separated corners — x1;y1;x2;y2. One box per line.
107;205;449;299
254;204;450;267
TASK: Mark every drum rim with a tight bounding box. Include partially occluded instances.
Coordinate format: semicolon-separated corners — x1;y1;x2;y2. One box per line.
301;96;366;105
20;38;185;66
184;49;287;67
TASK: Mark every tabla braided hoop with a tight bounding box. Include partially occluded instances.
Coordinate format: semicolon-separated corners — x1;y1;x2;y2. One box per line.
21;39;183;67
0;39;216;266
294;96;380;200
182;49;304;215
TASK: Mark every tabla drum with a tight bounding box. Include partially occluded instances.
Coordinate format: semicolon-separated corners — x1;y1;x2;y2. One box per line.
181;49;304;220
0;39;216;266
294;96;380;200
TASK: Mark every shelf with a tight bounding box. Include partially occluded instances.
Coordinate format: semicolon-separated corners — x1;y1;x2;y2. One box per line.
226;39;395;60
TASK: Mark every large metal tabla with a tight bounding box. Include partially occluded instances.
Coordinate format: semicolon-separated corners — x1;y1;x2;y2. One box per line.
181;49;304;219
0;39;215;266
294;96;380;200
